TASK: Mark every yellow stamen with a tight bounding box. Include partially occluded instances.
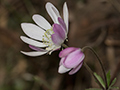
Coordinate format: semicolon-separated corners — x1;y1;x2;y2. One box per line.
42;27;54;50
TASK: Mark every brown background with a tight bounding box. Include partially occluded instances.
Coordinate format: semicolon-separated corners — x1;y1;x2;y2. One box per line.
0;0;120;90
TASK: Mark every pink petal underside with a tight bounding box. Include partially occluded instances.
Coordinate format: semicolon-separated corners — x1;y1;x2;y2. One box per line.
51;24;66;45
51;34;63;46
64;49;85;68
59;57;65;66
58;17;66;32
53;24;66;40
69;62;83;75
29;45;47;52
59;47;79;58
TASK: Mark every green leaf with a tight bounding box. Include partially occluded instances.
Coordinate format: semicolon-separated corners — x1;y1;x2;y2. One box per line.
106;70;111;86
108;78;117;90
94;72;105;88
110;78;116;87
108;86;119;90
86;88;102;90
111;86;119;89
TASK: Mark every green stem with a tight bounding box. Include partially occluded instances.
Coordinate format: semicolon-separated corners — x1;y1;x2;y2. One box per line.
82;46;108;90
61;43;68;48
83;62;105;90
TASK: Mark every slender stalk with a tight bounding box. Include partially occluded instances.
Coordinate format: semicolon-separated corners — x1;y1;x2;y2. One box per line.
82;46;108;90
83;62;105;90
61;43;68;48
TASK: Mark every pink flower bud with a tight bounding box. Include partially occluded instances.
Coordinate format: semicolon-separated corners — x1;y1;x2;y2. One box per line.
58;47;85;75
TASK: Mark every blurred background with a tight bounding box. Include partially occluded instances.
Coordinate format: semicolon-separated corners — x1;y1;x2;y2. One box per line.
0;0;120;90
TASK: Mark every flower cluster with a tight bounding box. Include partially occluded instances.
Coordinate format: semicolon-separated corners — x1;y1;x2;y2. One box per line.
21;2;85;75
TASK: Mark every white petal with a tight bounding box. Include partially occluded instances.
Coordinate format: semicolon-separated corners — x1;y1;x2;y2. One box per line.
47;45;61;55
21;51;48;56
20;36;47;47
32;14;51;30
58;65;71;74
46;2;61;23
63;2;69;31
21;23;45;41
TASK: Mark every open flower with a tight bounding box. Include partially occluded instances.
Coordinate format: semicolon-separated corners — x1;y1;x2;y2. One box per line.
20;2;69;56
58;47;85;75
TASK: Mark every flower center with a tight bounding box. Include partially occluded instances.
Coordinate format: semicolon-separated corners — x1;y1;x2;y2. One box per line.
42;27;54;50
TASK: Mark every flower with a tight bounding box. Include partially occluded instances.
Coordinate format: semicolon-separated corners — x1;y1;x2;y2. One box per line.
20;2;69;56
58;47;85;75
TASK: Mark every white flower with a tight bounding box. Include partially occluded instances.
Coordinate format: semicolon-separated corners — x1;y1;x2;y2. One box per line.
20;2;69;56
